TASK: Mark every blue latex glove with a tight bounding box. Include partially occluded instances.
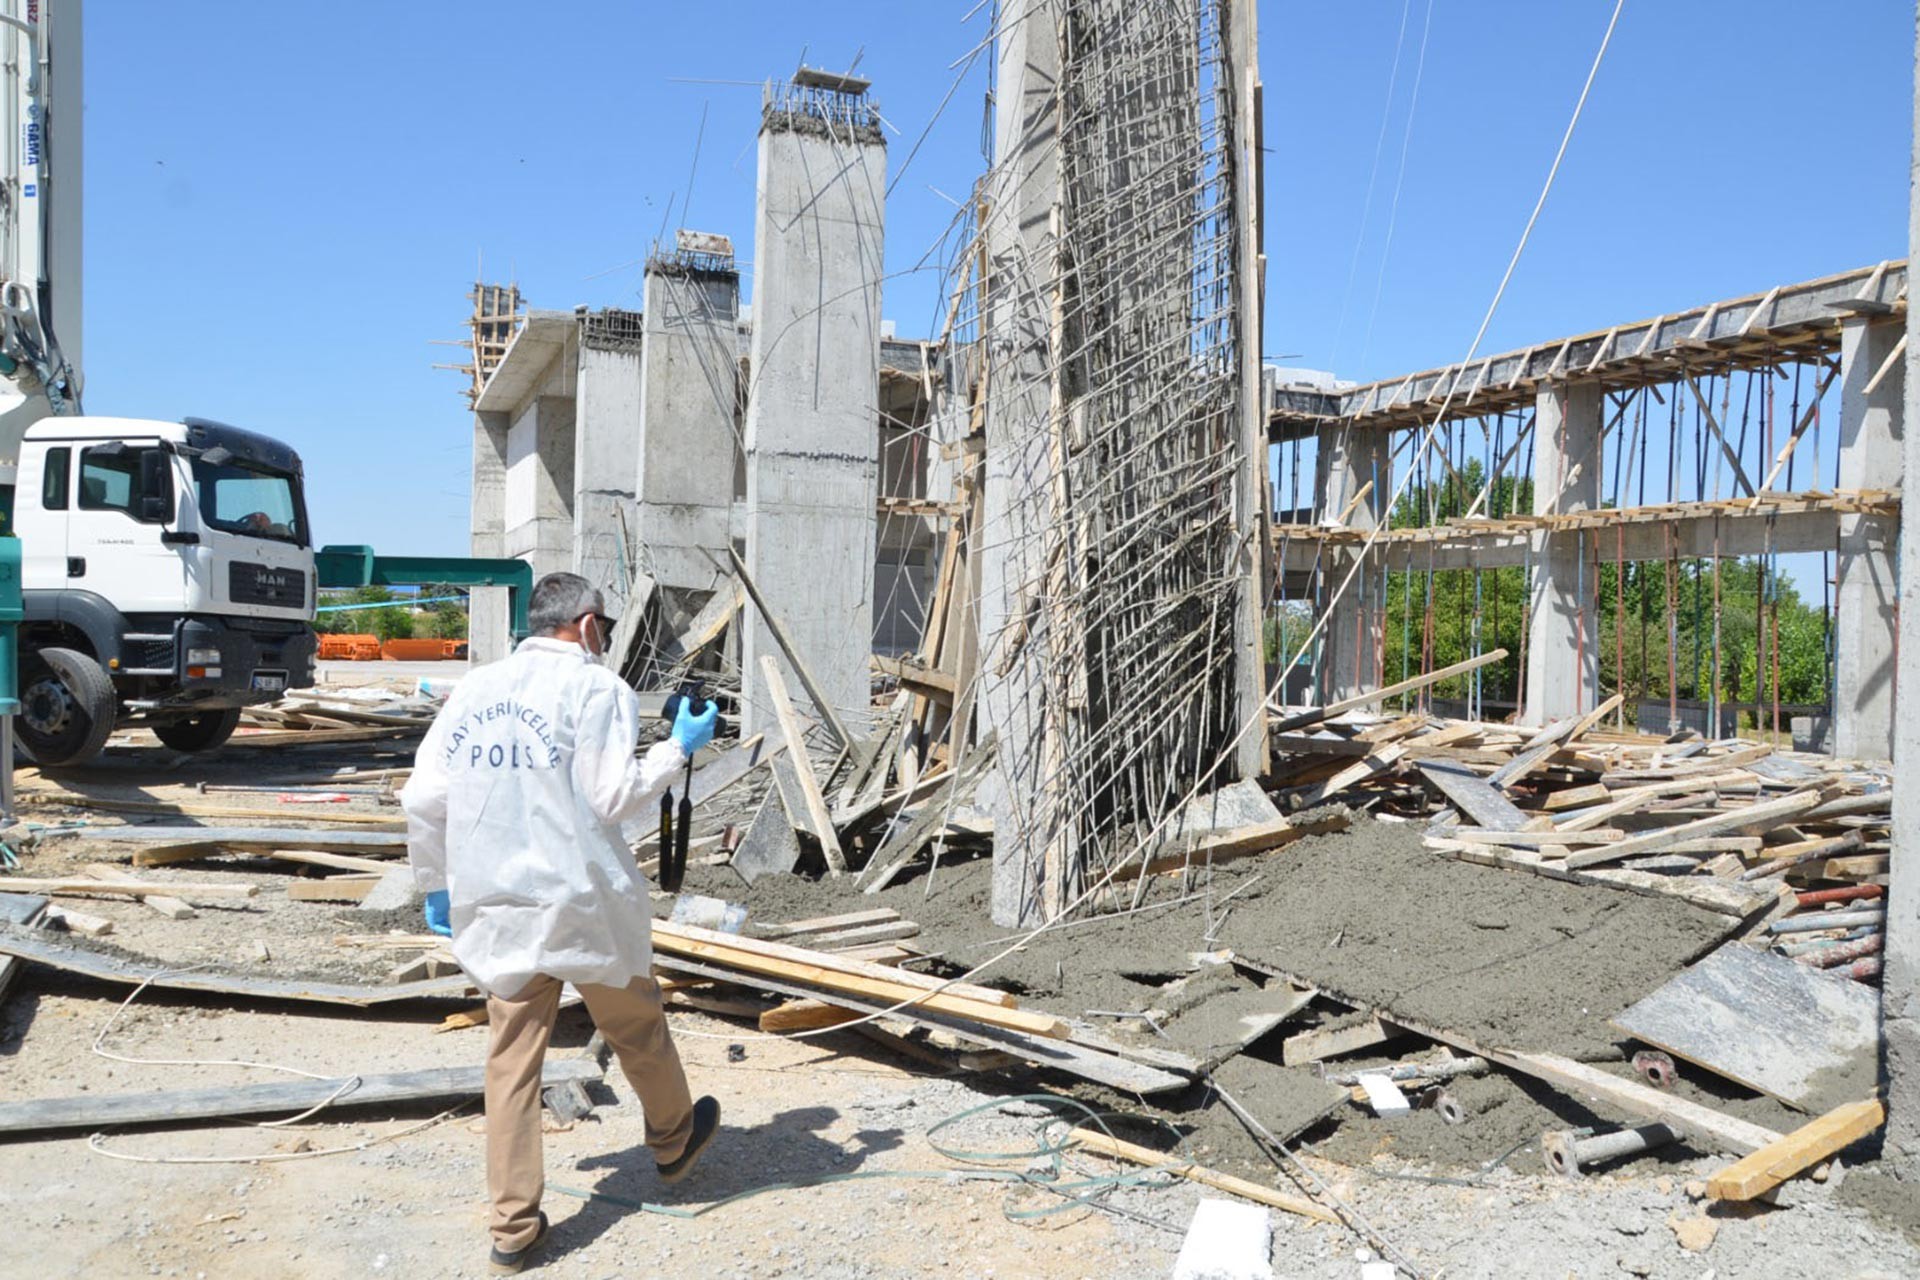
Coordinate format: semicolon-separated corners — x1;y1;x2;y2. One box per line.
424;889;452;938
672;699;720;755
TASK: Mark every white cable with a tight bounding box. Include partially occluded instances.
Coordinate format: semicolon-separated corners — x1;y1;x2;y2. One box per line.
1281;0;1628;685
1328;0;1414;369
1355;0;1434;372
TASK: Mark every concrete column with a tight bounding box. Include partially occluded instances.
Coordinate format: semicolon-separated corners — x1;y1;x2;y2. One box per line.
1521;380;1602;725
741;83;886;740
1883;4;1920;1176
468;410;512;665
503;394;576;580
573;311;644;613
639;256;739;611
1833;316;1902;761
976;0;1063;927
1315;425;1390;703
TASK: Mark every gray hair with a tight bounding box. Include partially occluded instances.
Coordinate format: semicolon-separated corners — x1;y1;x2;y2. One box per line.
528;572;604;636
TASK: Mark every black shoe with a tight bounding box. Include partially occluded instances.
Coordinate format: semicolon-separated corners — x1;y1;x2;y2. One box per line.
656;1096;720;1184
489;1211;550;1275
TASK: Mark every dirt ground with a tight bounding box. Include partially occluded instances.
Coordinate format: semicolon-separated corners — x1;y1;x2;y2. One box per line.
1;708;1917;1279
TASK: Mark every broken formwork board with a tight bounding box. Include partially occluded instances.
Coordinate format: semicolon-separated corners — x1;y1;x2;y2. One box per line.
0;926;473;1006
0;1060;602;1139
1234;955;1787;1157
1611;943;1879;1112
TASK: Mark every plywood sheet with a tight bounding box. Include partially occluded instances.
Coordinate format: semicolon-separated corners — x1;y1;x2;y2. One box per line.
1612;943;1878;1111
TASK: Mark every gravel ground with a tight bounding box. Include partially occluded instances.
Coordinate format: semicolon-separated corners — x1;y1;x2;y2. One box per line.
0;719;1914;1278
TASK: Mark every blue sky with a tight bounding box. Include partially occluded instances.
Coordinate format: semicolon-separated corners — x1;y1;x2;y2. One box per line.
79;2;1912;558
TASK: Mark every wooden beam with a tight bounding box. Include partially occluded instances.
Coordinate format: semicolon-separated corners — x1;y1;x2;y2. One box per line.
1065;1128;1338;1224
1282;1014;1405;1066
0;1060;602;1137
1113;811;1352;882
1563;790;1828;869
80;862;200;919
0;874;254;903
1268;649;1508;729
1706;1099;1885;1201
758;655;847;874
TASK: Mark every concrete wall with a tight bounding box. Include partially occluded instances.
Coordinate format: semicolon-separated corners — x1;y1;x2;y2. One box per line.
740;109;887;738
574;327;644;613
639;264;740;605
1834;316;1903;761
503;394;577;580
1521;380;1602;725
468;410;512;664
1315;425;1390;703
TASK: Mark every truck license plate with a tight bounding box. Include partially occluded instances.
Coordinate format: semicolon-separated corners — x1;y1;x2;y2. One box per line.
251;672;287;693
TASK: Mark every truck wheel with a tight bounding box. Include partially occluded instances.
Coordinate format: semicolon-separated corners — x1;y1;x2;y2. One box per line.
17;647;118;768
154;708;243;753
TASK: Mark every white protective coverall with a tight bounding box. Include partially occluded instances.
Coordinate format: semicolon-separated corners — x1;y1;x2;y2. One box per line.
401;636;686;998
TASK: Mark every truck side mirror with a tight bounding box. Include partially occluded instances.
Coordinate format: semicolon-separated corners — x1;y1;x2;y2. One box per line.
137;449;173;523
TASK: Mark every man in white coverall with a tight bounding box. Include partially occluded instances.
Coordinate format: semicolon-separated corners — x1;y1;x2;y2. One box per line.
402;572;721;1274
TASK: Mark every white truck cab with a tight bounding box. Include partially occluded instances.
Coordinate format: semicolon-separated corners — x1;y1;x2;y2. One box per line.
10;414;317;764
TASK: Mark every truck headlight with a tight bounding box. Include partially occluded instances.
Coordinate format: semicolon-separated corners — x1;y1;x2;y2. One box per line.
186;647;221;665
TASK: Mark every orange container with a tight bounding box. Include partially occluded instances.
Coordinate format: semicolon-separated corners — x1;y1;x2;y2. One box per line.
382;638;451;661
319;633;381;661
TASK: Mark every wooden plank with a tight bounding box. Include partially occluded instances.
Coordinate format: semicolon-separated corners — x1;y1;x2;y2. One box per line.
871;654;957;699
1564;790;1828;869
16;793;404;828
1113;811;1351;882
809;920;922;950
1418;761;1530;831
1065;1127;1338;1224
1707;1099;1886;1201
759;999;862;1033
41;904;113;937
1282;1014;1405;1066
133;846;396;875
0;894;50;1004
1821;854;1891;880
729;788;802;885
1268;649;1508;731
1543;783;1611;811
688;733;785;808
0;928;473;1006
1611;944;1879;1109
286;876;382;902
79;862;198;919
650;926;1058;1038
1555;771;1760;833
91;827;408;853
659;951;1186;1093
1491;695;1623;791
0;1060;601;1137
0;874;253;904
652;917;1015;1009
859;738;996;895
1286;745;1406;809
758;655;847;874
1446;845;1782;918
756;909;903;940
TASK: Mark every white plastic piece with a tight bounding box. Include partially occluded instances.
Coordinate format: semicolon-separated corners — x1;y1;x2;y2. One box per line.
1361;1263;1398;1280
1171;1198;1274;1280
1357;1072;1412;1118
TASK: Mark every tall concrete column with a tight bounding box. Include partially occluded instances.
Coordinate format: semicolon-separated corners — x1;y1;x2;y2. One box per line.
1882;2;1920;1178
639;249;740;613
741;76;886;740
975;0;1064;927
469;410;512;665
1521;380;1602;725
504;394;576;580
573;310;644;613
1315;425;1390;703
1833;316;1902;761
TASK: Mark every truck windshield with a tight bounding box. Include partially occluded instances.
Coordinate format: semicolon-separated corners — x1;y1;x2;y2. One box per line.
193;458;305;546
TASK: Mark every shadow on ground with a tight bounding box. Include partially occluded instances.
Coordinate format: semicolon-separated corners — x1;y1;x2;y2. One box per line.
550;1105;903;1259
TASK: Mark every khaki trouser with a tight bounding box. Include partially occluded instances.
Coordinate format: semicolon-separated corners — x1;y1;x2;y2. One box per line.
484;973;695;1251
